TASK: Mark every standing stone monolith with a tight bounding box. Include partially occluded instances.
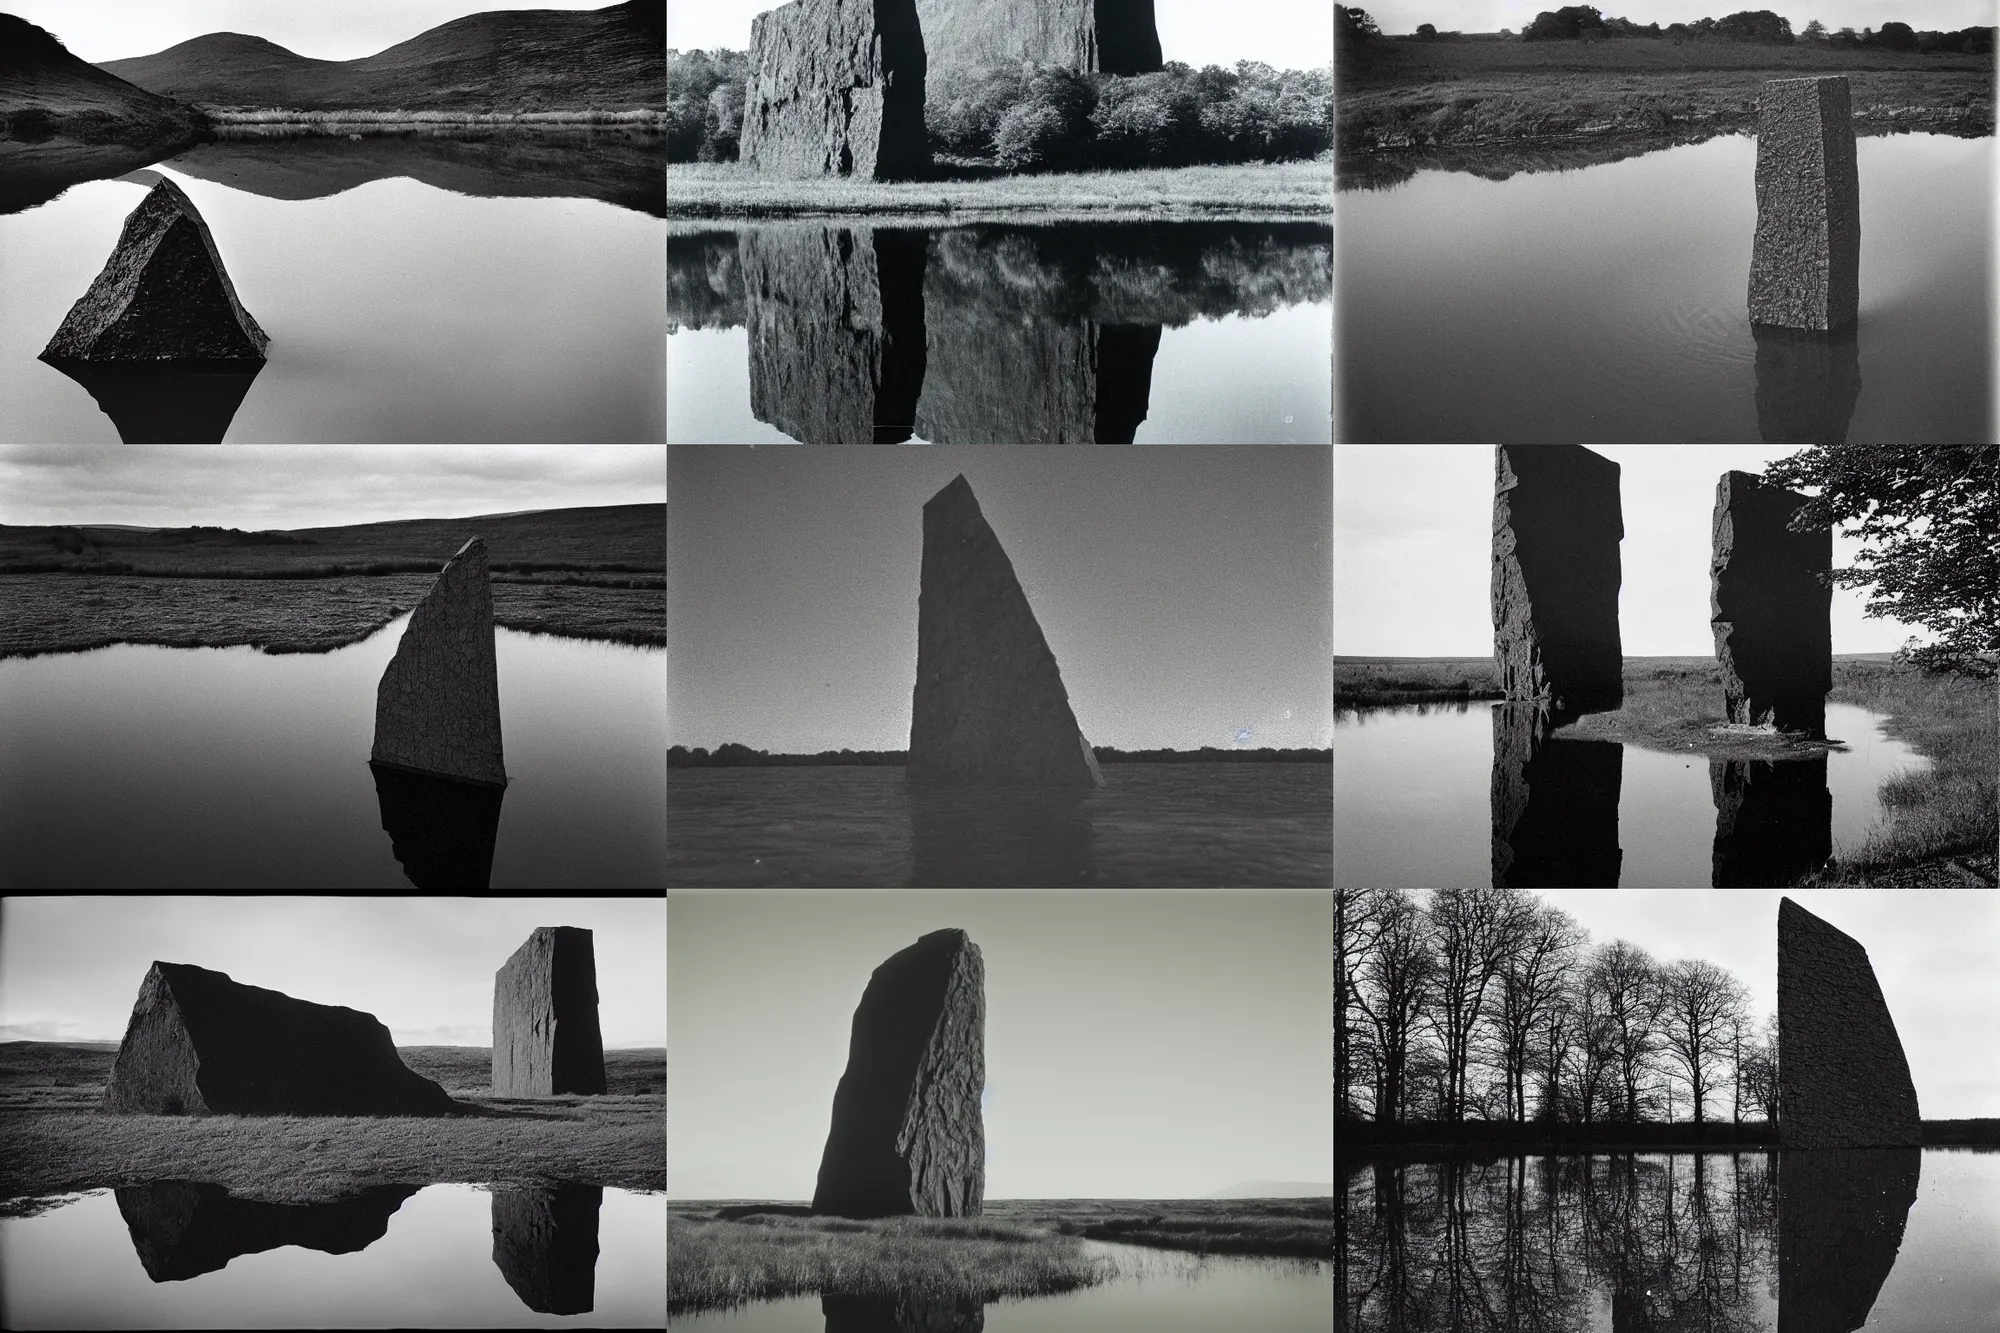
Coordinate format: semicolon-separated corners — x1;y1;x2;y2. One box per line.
493;927;606;1097
813;929;985;1218
101;962;454;1116
40;177;268;364
370;537;507;788
1491;445;1624;718
1777;898;1921;1148
915;0;1162;75
1749;76;1859;332
1711;471;1831;736
741;0;929;179
908;475;1103;787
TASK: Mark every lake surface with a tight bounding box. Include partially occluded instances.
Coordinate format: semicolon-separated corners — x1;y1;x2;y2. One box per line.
1339;1148;2000;1332
0;135;665;442
0;617;666;887
0;1182;665;1328
668;221;1332;443
667;764;1331;886
1339;133;1993;442
670;1241;1332;1331
1333;701;1926;888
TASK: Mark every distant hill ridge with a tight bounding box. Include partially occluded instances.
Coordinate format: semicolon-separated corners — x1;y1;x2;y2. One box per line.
0;12;206;145
99;0;664;112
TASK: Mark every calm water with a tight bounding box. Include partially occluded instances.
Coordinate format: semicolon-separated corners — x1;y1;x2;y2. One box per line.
1333;701;1927;888
0;617;666;887
1339;133;1993;442
668;221;1333;443
667;764;1331;886
0;136;665;442
0;1183;666;1328
671;1240;1332;1331
1340;1149;2000;1332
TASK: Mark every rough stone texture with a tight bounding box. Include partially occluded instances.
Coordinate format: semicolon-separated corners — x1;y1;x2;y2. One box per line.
1753;324;1861;445
1749;76;1859;332
40;178;268;363
914;0;1161;74
825;1293;985;1332
1491;446;1624;718
1710;757;1831;887
1778;1148;1920;1333
741;0;928;180
116;1182;420;1282
493;927;606;1097
1777;898;1922;1148
907;475;1103;787
745;225;927;443
1490;704;1623;887
40;361;264;443
491;1185;601;1315
101;962;454;1116
371;763;505;889
813;929;985;1218
371;537;507;787
1711;470;1832;736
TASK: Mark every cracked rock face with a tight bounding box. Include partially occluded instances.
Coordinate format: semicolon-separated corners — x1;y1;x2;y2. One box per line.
908;475;1103;788
370;537;507;787
813;929;985;1218
916;0;1161;75
742;0;929;179
40;178;268;364
1749;76;1859;332
101;962;454;1116
1710;470;1831;736
493;927;606;1096
1778;898;1921;1148
1490;446;1624;718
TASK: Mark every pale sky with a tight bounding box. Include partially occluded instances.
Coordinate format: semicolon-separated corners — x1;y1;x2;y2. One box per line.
1358;0;1997;36
667;890;1333;1200
667;0;1335;68
0;896;666;1047
1334;445;1925;657
1520;889;2000;1120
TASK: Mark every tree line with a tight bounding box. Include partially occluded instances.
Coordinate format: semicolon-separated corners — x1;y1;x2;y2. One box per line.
670;743;1331;767
1337;5;1994;53
1337;888;1781;1130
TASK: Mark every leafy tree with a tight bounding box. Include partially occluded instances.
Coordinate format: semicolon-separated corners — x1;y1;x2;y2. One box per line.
1335;6;1380;50
993;64;1097;171
1714;10;1793;43
1875;20;1918;50
1763;445;2000;677
1416;22;1437;39
1802;18;1827;40
1522;6;1606;41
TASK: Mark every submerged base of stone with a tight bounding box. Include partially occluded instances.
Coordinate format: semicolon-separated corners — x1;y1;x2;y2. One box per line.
370;761;505;890
40;356;264;444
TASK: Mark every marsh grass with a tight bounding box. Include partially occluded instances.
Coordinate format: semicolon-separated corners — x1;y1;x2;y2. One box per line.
1335;657;1502;708
207;108;664;130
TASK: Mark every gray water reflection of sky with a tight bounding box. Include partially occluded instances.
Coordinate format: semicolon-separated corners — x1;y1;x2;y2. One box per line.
0;1185;665;1329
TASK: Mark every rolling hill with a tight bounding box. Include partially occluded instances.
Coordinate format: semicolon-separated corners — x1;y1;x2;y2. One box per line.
99;0;665;112
0;13;205;142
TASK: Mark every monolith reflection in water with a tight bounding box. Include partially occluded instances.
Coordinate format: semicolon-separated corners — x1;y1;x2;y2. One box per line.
370;537;507;787
1778;1149;1920;1333
1754;324;1860;445
1490;704;1622;887
491;1185;601;1315
824;1293;986;1332
1711;757;1831;887
1777;897;1921;1147
117;1182;421;1282
813;929;984;1218
371;764;505;889
908;476;1102;788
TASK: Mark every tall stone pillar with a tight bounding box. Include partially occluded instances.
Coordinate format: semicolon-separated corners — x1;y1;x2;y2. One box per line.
370;537;507;788
741;0;928;180
1749;76;1860;332
1711;471;1831;735
1777;898;1921;1147
914;0;1162;75
1490;445;1624;718
493;927;606;1097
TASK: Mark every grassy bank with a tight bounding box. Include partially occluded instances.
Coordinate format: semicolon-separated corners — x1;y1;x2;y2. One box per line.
1335;656;1503;707
666;159;1333;221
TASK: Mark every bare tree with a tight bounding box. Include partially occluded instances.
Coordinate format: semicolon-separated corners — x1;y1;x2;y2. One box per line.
1658;958;1751;1124
1738;1012;1782;1125
1588;940;1664;1122
1353;888;1435;1123
1488;899;1585;1123
1427;887;1533;1121
1336;888;1376;1122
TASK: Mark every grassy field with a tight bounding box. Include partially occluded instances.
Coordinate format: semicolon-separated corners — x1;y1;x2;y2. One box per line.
0;1042;665;1210
666;158;1334;221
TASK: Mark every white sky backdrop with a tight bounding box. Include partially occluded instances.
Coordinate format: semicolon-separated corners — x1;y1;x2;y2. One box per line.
1357;1;1997;36
1334;445;1925;657
0;896;666;1047
1517;889;2000;1120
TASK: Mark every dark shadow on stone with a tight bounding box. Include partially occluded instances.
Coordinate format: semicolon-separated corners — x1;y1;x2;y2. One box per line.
824;1292;986;1332
1090;324;1162;443
491;1184;601;1315
1778;1148;1919;1333
38;357;262;443
1491;704;1623;887
1711;757;1832;887
908;784;1097;886
116;1181;420;1282
371;761;505;889
1711;471;1832;737
1754;324;1861;445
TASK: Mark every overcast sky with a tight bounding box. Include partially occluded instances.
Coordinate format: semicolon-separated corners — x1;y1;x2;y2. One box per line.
1358;0;1996;36
0;896;665;1047
668;889;1332;1200
1334;445;1925;657
668;0;1334;68
1513;889;2000;1120
0;444;666;531
669;446;1332;753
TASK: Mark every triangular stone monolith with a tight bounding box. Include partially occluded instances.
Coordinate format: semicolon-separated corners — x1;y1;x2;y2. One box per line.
1777;898;1921;1147
908;475;1103;787
370;537;507;787
40;178;268;364
493;927;605;1097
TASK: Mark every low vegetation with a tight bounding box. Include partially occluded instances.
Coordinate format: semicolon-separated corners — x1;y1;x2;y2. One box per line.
991;1198;1332;1259
1335;656;1503;708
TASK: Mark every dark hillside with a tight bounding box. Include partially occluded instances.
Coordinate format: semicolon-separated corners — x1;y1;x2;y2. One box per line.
0;13;207;144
